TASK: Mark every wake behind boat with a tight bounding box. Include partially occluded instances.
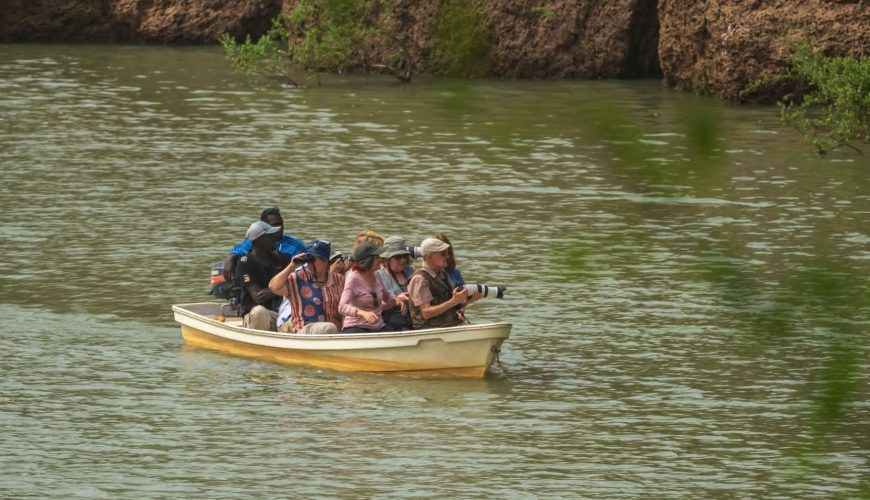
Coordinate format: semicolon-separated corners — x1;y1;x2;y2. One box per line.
172;302;511;377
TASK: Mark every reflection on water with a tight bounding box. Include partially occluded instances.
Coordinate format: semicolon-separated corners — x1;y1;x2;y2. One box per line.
1;45;868;497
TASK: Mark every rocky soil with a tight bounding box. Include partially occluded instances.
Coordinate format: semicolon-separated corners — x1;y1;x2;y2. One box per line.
2;0;867;102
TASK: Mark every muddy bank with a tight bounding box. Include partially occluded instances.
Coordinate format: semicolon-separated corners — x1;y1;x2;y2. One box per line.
658;0;869;102
2;0;867;102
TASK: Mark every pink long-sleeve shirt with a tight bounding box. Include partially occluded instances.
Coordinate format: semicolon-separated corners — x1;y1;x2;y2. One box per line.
339;270;396;331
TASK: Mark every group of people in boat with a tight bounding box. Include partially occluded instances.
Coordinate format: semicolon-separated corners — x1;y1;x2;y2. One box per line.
220;207;483;334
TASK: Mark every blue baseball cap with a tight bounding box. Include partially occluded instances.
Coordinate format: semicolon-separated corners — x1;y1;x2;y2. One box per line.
305;240;331;261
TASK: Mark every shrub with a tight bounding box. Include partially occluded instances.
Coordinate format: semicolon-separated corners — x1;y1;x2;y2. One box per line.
219;15;296;85
779;41;870;156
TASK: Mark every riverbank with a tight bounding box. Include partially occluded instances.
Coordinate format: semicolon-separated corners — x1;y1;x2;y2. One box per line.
3;0;867;102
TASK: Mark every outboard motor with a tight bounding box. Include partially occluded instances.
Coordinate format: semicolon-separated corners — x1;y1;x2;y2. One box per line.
209;261;238;299
210;261;243;316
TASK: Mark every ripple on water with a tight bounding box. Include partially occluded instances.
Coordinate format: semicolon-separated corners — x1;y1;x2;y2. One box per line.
1;46;869;498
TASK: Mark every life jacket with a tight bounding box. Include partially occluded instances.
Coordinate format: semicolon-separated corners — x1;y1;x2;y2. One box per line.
409;268;462;329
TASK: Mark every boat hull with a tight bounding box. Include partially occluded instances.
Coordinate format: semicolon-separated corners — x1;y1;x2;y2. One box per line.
173;303;510;378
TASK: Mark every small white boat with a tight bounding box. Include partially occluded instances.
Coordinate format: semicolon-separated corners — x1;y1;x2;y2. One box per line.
172;302;511;378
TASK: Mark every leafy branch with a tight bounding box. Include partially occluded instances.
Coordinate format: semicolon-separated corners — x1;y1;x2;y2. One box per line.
779;41;869;156
219;15;298;86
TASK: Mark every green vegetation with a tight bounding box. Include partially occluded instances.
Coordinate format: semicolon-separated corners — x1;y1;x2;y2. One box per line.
433;0;490;77
221;1;492;85
286;0;378;73
219;15;295;85
220;1;395;85
779;41;869;156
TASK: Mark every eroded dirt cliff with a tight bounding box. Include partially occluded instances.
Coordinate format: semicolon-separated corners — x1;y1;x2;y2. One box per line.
658;0;869;102
278;0;660;79
2;0;867;102
2;0;282;44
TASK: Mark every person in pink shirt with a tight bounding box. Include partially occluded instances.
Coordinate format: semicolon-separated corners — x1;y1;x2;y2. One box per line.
339;241;405;333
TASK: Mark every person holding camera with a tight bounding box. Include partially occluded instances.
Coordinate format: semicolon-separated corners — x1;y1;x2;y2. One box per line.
407;238;476;329
268;239;345;334
339;241;404;333
432;232;481;323
235;221;292;331
329;251;350;276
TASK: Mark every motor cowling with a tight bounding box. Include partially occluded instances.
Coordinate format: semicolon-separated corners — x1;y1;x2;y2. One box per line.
209;261;239;299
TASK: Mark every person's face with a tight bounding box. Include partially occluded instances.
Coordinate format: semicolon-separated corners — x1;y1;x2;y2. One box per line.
388;255;408;272
313;257;328;276
264;214;284;236
253;232;277;249
428;251;448;270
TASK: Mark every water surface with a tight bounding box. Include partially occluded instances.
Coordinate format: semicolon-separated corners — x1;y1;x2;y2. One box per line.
1;45;868;498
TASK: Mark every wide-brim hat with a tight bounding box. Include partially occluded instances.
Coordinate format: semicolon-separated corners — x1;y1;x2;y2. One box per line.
380;236;410;258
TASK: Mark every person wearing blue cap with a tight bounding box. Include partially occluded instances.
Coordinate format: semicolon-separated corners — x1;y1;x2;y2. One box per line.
268;239;345;334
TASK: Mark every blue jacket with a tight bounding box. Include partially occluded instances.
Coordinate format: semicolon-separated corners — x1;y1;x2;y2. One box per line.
230;234;306;258
446;268;465;288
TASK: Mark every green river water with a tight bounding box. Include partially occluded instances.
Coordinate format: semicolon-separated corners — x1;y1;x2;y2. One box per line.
1;45;868;498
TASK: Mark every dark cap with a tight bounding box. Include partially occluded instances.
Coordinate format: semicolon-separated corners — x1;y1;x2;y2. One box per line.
305;240;331;261
351;241;385;269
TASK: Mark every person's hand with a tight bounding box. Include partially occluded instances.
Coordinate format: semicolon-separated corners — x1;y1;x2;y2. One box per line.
223;254;237;282
396;293;409;314
468;291;481;304
291;252;309;265
358;310;378;322
330;258;347;274
253;288;274;303
452;287;468;306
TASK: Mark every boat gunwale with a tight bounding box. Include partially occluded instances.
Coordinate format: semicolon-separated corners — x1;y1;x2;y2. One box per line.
172;302;511;342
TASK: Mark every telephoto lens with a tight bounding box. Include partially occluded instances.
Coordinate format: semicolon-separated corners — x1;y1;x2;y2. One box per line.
406;246;423;259
463;284;506;299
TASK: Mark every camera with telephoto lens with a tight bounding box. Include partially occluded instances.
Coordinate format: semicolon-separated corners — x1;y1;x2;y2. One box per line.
462;283;506;299
406;246;423;259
